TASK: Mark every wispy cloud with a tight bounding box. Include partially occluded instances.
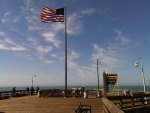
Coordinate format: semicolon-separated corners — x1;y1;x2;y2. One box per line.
0;31;5;36
26;11;41;31
15;53;34;60
20;3;41;31
41;32;62;48
5;38;27;51
0;42;26;51
114;29;131;44
82;8;96;15
1;12;11;23
0;31;27;51
26;16;38;23
13;16;20;23
50;53;64;62
24;0;31;10
51;53;58;58
0;44;7;50
44;60;53;64
27;37;38;45
36;45;52;55
30;8;40;15
68;50;80;69
52;23;64;31
67;13;83;35
20;0;31;13
92;44;120;70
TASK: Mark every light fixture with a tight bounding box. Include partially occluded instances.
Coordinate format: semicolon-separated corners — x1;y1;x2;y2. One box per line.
97;59;101;91
32;74;36;87
134;62;139;67
134;58;146;93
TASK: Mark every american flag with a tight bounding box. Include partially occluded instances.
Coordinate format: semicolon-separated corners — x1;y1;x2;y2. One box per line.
40;6;64;23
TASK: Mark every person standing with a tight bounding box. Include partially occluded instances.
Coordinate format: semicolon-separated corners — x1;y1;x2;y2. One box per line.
12;87;16;95
82;86;85;96
30;86;34;96
26;87;29;96
36;86;39;95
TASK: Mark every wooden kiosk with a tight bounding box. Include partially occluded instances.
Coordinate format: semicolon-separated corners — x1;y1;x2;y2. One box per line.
103;70;118;97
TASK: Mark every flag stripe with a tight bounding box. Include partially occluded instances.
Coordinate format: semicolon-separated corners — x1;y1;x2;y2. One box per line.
40;6;64;23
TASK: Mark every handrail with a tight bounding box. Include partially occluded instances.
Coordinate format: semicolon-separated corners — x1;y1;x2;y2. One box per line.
102;97;124;113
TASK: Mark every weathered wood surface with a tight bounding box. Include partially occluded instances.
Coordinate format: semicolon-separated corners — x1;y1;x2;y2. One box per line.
0;96;103;113
102;97;124;113
106;94;150;113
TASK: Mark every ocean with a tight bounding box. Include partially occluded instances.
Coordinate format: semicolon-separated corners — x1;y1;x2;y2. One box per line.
0;86;150;92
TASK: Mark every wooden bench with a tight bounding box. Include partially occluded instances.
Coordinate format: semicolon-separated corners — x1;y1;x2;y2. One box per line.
75;102;91;113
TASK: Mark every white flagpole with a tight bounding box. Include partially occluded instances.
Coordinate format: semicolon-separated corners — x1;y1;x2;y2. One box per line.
64;5;67;97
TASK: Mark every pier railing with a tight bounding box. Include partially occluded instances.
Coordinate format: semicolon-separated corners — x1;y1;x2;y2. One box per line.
0;89;100;99
0;90;37;99
102;97;124;113
39;89;99;98
103;93;150;113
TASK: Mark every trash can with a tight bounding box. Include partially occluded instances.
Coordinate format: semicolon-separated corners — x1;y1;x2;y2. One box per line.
97;91;100;98
97;90;102;98
84;91;88;98
37;90;41;97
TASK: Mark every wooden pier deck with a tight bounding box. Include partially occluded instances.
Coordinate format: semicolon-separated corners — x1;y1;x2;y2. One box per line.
0;96;103;113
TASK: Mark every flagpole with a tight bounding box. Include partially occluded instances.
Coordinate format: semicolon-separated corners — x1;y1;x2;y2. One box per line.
64;5;67;97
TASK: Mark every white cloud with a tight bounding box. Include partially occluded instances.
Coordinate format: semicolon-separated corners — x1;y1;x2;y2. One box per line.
51;53;58;58
5;38;15;45
68;50;80;69
67;13;83;35
15;53;34;60
37;45;52;54
20;0;31;13
5;38;26;50
26;15;41;31
30;8;39;15
0;33;27;51
0;44;8;50
52;23;64;31
0;31;6;36
92;44;120;69
26;16;38;23
1;12;11;23
10;46;27;51
28;25;43;31
0;43;26;51
44;60;53;64
24;0;30;10
114;29;130;44
82;8;96;15
50;53;64;61
41;32;62;48
13;16;20;23
27;37;38;45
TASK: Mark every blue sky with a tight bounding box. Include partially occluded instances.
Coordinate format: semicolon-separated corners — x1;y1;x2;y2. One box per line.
0;0;150;87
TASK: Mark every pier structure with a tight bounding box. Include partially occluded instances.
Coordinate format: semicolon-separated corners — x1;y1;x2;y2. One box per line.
0;88;150;112
102;71;150;113
0;95;102;113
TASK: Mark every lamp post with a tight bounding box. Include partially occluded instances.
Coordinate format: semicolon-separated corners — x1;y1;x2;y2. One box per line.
134;58;146;93
97;59;101;91
32;74;36;87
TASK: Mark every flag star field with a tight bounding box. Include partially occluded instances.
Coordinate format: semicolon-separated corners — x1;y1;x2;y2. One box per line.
0;0;150;87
